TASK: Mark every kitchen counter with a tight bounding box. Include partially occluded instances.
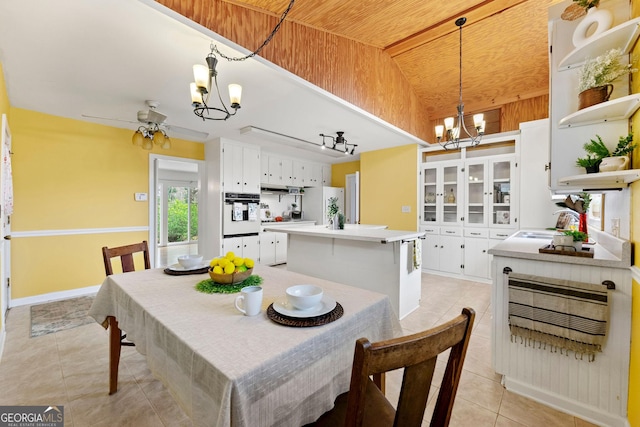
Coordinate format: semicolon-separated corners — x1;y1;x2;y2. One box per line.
260;220;316;228
270;224;425;319
262;224;422;244
488;228;631;269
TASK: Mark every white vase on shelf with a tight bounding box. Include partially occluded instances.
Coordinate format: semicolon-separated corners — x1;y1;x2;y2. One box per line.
572;6;613;48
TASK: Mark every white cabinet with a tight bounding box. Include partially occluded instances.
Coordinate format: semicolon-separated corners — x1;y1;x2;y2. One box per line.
223;235;259;260
322;164;332;185
463;229;490;279
465;155;517;228
261;153;328;188
421;226;463;275
421;160;463;226
265;155;293;186
222;142;260;193
259;231;287;265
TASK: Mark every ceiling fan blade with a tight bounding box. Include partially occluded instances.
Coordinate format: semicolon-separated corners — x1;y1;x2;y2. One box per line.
163;124;209;139
81;114;139;125
146;109;167;124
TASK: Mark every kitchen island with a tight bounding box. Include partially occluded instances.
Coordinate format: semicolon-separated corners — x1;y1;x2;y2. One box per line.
263;224;425;319
488;229;631;427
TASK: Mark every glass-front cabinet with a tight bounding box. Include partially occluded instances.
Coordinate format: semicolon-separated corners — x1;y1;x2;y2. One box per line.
421;160;463;226
463;155;516;228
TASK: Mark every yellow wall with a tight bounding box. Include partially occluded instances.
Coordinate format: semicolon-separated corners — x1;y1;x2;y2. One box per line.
360;144;418;231
9;108;204;299
330;160;360;188
628;2;640;424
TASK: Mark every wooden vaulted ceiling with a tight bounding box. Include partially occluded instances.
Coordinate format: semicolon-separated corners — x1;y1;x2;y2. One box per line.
159;0;565;141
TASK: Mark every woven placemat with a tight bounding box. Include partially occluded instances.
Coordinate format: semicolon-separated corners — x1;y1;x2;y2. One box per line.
266;302;343;327
164;266;210;276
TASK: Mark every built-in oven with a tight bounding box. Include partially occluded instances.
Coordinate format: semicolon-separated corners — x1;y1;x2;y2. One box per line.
222;193;261;237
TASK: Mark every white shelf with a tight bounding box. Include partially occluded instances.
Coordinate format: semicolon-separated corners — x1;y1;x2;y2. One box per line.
557;169;640;189
558;17;640;71
558;94;640;127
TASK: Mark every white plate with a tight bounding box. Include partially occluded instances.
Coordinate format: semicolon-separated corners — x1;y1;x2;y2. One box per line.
167;263;208;272
273;295;337;318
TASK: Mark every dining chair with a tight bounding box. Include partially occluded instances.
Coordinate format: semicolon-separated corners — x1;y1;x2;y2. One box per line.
101;240;151;394
308;307;475;427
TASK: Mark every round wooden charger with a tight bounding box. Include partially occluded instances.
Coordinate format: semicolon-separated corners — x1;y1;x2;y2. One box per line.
163;266;210;276
266;302;343;327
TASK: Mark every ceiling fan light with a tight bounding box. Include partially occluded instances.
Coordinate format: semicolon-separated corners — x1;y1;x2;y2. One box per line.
161;136;171;150
193;64;210;92
153;132;164;145
132;130;144;146
228;84;242;108
142;137;153;150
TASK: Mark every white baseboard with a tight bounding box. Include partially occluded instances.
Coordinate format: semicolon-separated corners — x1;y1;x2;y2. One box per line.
9;285;101;308
504;377;630;427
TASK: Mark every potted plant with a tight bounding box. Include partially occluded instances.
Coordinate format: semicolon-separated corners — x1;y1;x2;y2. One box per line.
599;133;636;172
563;230;588;251
327;196;340;229
573;0;599;10
575;135;609;173
577;48;636;109
575;133;635;173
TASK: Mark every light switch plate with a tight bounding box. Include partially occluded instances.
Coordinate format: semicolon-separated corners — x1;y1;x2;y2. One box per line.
402;205;411;213
135;192;148;201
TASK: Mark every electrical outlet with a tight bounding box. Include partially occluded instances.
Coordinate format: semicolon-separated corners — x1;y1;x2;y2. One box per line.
135;192;148;202
401;205;411;213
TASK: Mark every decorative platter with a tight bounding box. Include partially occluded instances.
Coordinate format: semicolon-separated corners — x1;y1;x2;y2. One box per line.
266;301;343;327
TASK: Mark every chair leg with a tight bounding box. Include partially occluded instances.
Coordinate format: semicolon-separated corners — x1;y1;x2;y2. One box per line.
107;316;122;395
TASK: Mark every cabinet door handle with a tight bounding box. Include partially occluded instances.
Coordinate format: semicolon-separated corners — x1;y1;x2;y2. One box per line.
482;250;486;253
471;232;480;235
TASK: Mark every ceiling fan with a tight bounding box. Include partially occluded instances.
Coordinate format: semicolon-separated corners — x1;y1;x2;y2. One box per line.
82;100;209;140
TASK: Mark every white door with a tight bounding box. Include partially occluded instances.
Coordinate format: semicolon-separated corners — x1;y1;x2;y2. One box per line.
345;172;360;224
1;114;12;322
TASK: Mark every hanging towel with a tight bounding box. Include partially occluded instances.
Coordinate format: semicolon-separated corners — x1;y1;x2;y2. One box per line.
247;203;258;221
233;202;243;221
508;272;609;359
412;239;422;270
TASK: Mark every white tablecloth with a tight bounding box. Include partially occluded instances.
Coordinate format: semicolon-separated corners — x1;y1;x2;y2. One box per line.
89;265;401;427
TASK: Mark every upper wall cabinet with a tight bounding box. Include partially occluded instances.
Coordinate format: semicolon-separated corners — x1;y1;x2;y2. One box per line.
222;142;260;193
261;152;329;188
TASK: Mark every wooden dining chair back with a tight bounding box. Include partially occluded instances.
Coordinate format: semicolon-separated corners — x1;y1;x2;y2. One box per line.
309;307;475;427
102;240;151;276
101;240;150;395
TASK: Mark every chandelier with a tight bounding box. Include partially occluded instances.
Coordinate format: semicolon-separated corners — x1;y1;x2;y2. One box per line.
189;0;296;122
190;43;242;121
319;132;357;155
132;124;170;151
434;17;485;150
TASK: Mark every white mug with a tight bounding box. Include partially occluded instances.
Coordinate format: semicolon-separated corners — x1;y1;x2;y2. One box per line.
234;286;263;316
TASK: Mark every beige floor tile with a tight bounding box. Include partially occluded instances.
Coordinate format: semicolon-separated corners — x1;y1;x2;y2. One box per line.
456;370;504;413
499;390;576;427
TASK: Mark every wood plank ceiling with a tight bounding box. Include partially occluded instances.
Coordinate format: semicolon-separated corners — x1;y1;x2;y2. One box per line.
218;0;566;121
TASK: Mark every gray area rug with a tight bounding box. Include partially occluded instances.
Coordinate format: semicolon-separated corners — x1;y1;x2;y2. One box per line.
30;295;95;338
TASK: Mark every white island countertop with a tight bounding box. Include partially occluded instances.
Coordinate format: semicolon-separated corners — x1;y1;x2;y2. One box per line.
488;229;631;269
262;224;425;244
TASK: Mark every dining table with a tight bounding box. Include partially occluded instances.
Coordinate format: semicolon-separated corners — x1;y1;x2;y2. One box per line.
88;264;402;427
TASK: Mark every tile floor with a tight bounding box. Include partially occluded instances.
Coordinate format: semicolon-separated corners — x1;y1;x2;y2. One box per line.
0;273;598;426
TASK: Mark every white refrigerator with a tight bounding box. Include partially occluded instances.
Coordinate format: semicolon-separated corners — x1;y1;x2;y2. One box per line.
303;186;344;225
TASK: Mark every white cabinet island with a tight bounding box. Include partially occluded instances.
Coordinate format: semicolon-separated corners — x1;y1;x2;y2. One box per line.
263;224;426;319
